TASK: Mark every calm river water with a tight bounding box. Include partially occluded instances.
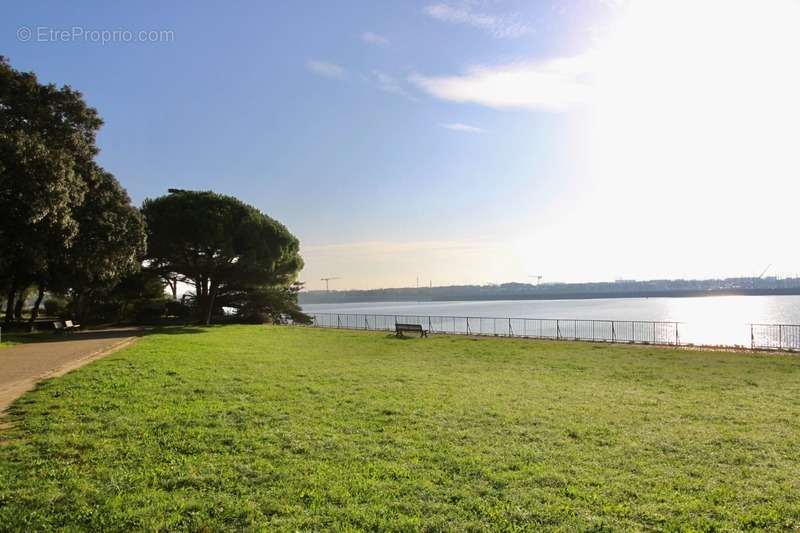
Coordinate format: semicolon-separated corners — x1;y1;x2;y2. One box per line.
302;295;800;347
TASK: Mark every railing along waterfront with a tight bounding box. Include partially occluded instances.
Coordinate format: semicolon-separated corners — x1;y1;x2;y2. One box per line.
306;313;682;345
750;324;800;351
303;313;800;352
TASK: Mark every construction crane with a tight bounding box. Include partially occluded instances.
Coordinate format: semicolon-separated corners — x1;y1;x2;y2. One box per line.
320;277;340;291
528;274;543;285
758;264;772;279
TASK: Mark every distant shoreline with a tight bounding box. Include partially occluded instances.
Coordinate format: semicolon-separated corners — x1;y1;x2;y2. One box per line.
300;287;800;305
430;288;800;301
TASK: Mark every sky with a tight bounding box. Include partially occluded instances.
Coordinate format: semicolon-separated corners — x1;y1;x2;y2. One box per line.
4;0;800;290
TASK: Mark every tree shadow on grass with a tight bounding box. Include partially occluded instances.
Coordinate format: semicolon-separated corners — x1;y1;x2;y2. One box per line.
2;325;210;346
2;328;147;345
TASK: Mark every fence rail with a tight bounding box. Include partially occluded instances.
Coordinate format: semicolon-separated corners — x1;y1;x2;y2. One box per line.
751;323;800;351
303;313;800;352
307;313;682;345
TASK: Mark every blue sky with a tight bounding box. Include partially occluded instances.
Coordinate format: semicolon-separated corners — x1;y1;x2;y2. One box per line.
4;1;800;289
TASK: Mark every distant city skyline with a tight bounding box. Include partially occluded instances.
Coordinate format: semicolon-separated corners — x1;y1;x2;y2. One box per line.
5;0;799;291
302;272;800;294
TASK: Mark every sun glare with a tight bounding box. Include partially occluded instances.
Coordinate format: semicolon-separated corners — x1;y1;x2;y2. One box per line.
575;0;800;276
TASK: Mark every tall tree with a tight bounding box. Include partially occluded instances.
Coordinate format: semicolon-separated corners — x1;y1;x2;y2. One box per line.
142;190;304;324
0;131;85;321
59;165;146;321
0;55;100;322
0;56;142;323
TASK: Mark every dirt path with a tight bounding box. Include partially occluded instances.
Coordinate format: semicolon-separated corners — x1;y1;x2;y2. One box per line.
0;328;144;414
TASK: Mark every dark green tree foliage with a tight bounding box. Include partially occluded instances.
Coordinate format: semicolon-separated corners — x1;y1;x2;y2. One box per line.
142;190;306;324
0;56;143;323
59;165;146;320
227;282;309;324
0;133;84;318
90;269;166;323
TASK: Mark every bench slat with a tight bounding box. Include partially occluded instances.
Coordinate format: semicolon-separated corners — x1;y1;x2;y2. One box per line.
395;323;427;337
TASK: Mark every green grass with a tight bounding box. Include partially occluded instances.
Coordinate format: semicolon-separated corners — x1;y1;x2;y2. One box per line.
1;326;799;531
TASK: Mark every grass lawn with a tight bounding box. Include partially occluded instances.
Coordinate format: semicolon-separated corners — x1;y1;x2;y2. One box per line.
1;326;799;531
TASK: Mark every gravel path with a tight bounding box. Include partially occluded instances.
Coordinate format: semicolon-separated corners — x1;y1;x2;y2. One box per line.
0;328;143;413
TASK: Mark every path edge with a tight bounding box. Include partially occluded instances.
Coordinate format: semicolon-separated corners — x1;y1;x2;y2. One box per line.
0;334;142;418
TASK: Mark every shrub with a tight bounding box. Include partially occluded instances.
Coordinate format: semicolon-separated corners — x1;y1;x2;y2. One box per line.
42;298;68;317
164;300;192;318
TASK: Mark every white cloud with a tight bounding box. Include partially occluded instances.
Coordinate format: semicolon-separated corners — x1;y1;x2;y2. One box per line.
361;31;389;46
410;55;594;112
306;59;345;79
441;122;484;133
423;3;530;38
368;70;410;97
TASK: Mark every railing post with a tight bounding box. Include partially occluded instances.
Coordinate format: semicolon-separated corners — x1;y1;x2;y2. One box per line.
509;318;512;337
611;321;615;343
750;324;754;349
675;323;679;346
779;324;783;350
556;319;560;340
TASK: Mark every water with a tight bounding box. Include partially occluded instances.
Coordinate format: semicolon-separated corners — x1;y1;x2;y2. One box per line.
302;295;800;347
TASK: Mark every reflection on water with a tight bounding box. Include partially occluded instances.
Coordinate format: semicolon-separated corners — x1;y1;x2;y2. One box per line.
302;295;800;347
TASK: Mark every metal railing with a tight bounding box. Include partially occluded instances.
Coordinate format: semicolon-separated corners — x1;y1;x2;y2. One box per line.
306;313;682;345
303;313;800;352
751;324;800;351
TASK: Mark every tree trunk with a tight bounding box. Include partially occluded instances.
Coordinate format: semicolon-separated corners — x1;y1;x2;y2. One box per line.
168;278;178;300
70;293;78;320
194;279;204;322
76;290;93;324
29;286;45;324
204;282;217;325
13;287;26;320
71;291;83;322
4;282;16;324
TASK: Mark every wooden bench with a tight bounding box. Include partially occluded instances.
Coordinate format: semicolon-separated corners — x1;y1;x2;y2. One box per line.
395;323;427;337
53;320;81;334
